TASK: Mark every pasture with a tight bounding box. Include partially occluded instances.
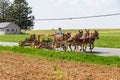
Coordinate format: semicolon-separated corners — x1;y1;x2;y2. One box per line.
0;29;120;48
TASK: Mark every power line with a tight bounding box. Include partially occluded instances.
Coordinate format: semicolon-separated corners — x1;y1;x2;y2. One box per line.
1;13;120;21
35;13;120;21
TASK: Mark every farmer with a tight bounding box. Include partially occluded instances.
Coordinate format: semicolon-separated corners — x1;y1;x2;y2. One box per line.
55;27;63;35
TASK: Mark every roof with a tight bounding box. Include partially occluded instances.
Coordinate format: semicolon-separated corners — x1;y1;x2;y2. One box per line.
0;22;13;28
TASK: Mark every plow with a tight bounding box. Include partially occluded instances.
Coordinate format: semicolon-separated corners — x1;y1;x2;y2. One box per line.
19;34;53;49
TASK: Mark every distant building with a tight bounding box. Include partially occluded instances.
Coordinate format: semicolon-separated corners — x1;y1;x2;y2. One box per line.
0;22;21;35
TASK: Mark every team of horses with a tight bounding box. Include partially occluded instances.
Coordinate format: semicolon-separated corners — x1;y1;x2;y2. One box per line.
19;29;99;52
51;29;99;52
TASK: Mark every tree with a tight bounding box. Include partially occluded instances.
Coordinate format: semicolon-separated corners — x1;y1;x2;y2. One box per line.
0;0;10;22
7;0;34;30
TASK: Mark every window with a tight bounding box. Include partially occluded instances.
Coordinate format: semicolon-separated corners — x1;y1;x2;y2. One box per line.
6;29;9;31
16;29;17;32
12;29;14;31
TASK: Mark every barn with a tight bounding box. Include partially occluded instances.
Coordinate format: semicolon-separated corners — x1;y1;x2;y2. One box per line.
0;22;21;35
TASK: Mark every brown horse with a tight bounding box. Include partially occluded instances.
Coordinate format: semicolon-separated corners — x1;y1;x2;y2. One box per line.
68;30;83;52
81;29;99;52
52;32;71;51
88;29;99;52
80;29;90;52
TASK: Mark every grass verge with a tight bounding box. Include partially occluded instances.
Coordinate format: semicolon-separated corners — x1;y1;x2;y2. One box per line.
0;46;120;67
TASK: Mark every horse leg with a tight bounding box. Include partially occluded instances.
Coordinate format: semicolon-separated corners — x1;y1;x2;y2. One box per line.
63;46;66;51
76;45;79;52
89;43;92;52
74;45;77;52
82;44;84;52
63;43;67;51
91;43;94;52
69;44;72;51
79;43;82;51
74;45;76;52
89;42;94;52
75;44;78;52
83;44;85;52
83;44;87;52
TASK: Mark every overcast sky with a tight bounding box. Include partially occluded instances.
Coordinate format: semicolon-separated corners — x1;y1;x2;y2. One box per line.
10;0;120;30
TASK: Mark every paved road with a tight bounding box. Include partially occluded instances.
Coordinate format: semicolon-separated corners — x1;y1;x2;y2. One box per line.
86;47;120;56
0;42;120;56
0;42;18;47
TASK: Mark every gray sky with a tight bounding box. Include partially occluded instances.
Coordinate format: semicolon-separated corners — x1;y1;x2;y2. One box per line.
11;0;120;30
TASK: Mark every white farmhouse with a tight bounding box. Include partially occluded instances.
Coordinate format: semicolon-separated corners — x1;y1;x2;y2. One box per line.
0;22;21;35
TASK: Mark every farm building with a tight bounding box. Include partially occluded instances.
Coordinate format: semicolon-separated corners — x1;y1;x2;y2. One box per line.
0;22;21;35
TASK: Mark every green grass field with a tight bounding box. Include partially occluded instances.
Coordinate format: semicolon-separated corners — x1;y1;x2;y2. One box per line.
94;29;120;48
0;34;30;42
0;29;120;48
0;46;120;66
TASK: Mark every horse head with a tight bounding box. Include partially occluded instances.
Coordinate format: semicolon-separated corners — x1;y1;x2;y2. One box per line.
80;29;90;39
78;29;83;37
63;32;71;40
94;29;99;39
66;32;71;39
85;29;90;37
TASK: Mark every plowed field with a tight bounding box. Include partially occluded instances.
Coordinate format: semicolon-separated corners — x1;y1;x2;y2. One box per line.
0;52;120;80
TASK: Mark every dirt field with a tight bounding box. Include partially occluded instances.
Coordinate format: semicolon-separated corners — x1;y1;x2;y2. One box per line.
0;52;120;80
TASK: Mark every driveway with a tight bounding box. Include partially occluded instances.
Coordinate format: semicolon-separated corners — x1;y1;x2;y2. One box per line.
0;42;120;56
